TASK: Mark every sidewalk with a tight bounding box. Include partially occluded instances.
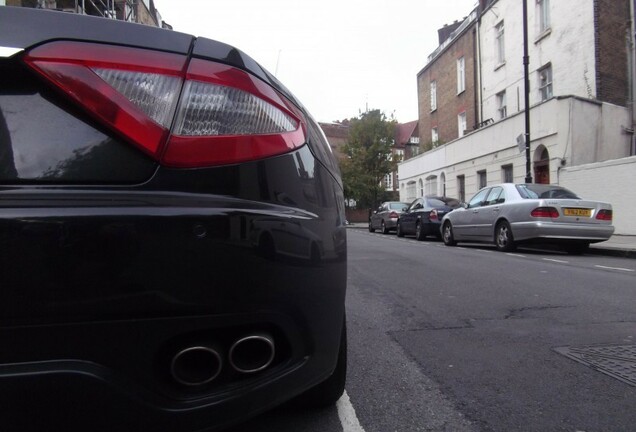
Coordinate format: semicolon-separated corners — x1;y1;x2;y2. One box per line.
346;223;636;258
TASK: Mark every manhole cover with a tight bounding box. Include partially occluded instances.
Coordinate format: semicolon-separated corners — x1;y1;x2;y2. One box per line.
554;344;636;386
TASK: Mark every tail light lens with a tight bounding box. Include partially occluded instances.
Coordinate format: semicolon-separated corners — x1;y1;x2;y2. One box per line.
388;211;399;219
596;209;613;221
531;207;559;218
429;209;439;221
23;41;305;167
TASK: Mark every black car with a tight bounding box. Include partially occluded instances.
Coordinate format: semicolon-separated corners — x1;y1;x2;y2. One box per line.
0;7;347;432
397;196;461;240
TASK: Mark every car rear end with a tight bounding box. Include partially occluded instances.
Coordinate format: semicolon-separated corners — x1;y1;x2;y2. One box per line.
0;7;346;431
510;185;614;244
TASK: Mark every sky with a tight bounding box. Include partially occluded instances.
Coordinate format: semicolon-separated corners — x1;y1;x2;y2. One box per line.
153;0;478;124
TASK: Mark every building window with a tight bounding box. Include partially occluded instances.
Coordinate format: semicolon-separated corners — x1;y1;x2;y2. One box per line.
457;175;465;202
425;175;438;195
537;0;550;33
457;112;467;138
418;179;424;197
430;80;437;111
538;64;553;101
457;56;465;94
497;91;507;119
408;136;420;145
431;127;439;146
495;21;505;65
502;164;513;183
384;173;393;190
477;170;487;189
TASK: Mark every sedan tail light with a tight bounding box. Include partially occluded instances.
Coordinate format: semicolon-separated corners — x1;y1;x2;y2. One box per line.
429;209;439;221
530;207;559;218
388;211;399;219
596;209;613;221
23;41;306;167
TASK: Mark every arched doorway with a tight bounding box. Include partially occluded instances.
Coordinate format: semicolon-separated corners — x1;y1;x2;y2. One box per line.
533;146;550;184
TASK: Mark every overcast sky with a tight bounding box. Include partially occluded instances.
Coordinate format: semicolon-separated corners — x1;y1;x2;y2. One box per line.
153;0;477;124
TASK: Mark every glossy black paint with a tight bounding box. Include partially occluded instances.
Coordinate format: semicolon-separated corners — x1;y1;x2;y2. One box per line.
398;196;460;240
0;7;346;432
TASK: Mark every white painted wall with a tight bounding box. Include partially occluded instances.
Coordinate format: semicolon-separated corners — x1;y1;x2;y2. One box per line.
480;0;596;122
559;157;636;235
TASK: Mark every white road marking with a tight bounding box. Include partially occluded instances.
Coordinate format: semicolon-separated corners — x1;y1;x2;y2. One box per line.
506;253;527;258
594;265;635;273
337;390;365;432
543;258;570;264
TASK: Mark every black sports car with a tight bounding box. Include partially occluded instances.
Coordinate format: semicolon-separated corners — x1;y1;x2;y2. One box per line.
0;6;347;431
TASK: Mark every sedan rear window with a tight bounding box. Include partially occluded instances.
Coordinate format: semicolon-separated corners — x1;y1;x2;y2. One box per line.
389;202;408;210
516;184;580;199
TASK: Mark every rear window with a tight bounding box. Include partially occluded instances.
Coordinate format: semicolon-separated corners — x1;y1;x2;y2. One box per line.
0;59;156;184
389;202;408;210
516;184;580;199
427;197;461;208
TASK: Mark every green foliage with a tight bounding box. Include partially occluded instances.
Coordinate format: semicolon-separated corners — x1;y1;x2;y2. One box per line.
340;109;398;209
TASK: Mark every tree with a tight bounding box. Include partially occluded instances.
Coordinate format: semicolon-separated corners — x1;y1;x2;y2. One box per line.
340;109;398;209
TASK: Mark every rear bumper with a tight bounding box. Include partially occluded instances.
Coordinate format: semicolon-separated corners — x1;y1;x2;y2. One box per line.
511;221;615;243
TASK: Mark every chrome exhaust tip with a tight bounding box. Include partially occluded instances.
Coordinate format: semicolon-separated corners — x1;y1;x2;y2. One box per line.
229;334;275;374
170;346;222;386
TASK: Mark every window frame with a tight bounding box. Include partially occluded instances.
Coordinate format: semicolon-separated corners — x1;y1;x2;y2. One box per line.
538;64;553;101
537;0;550;34
496;90;507;119
430;80;437;111
457;56;466;94
457;112;467;138
495;21;505;65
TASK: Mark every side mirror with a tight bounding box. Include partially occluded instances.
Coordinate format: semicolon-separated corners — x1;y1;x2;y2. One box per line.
402;207;408;212
461;202;468;209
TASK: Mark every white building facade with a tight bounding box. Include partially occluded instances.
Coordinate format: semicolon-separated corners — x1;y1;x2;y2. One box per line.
400;0;636;235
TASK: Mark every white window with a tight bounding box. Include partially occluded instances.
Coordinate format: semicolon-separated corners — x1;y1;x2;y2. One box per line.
538;64;553;101
457;56;465;94
418;179;424;197
502;164;513;183
495;21;505;65
384;173;393;190
425;175;438;195
457;112;467;138
430;80;437;111
497;91;507;119
431;127;439;146
537;0;550;33
408;136;420;145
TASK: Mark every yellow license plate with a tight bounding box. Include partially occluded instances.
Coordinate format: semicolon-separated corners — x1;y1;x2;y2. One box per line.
563;208;592;217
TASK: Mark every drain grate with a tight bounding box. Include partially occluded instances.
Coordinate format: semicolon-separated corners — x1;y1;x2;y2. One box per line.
554;344;636;387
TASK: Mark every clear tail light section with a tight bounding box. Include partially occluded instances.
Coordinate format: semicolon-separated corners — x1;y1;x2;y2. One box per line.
23;41;305;167
531;207;560;218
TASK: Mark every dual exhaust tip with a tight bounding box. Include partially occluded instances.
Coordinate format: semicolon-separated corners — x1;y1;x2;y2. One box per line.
170;334;275;386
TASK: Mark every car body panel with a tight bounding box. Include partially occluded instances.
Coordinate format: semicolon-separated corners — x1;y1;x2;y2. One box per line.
369;201;408;232
399;196;460;238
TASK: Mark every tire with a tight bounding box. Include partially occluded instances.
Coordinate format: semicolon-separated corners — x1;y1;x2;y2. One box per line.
442;221;457;246
495;221;516;252
396;221;405;237
381;220;390;234
564;242;590;255
294;319;347;408
368;221;375;233
415;221;426;241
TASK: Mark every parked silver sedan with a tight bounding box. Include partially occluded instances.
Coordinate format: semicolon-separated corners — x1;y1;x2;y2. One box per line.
440;183;614;254
369;201;409;234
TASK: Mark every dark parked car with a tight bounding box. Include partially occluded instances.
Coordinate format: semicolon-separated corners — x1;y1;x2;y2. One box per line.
397;196;461;240
369;201;409;233
0;7;347;432
440;183;614;253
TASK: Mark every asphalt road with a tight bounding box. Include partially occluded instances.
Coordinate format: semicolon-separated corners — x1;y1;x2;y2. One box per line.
227;229;636;432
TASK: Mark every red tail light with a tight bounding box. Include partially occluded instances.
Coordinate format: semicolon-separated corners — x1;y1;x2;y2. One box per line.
429;209;439;221
23;41;306;167
531;207;559;218
596;209;613;221
388;211;399;219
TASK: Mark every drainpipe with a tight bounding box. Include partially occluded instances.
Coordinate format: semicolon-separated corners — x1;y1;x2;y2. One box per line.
522;0;533;183
476;8;484;126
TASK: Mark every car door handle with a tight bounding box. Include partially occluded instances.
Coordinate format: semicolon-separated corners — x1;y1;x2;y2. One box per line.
492;207;500;212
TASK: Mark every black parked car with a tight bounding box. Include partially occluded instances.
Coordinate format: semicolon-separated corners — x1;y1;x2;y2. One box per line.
0;7;347;432
397;196;461;240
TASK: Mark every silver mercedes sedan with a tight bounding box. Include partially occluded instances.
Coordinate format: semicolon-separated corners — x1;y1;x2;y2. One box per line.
440;183;614;254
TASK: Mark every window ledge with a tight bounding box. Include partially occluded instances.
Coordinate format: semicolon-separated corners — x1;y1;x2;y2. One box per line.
494;61;506;71
535;28;552;44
